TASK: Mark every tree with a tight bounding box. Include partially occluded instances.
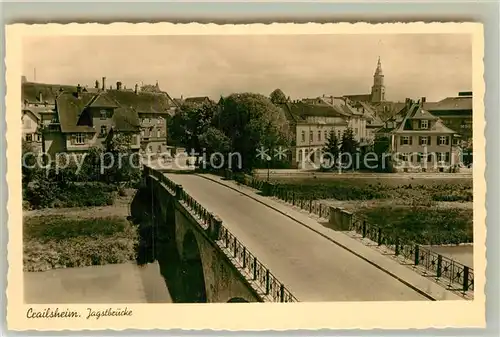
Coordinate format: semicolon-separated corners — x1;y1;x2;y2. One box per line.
373;135;391;172
198;127;231;169
322;130;340;169
270;88;287;105
217;93;291;172
340;127;359;170
102;133;141;183
167;101;218;163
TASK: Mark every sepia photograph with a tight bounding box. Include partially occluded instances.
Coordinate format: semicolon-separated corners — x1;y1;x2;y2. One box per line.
6;22;485;330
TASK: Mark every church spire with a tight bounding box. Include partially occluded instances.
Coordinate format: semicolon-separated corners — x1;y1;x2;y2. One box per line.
371;56;385;103
374;56;383;76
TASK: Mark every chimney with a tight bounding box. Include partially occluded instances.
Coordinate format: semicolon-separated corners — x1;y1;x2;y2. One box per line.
116;81;122;90
421;97;426;103
38;91;43;103
181;95;183;100
95;80;99;89
75;84;82;98
102;77;106;91
134;83;138;94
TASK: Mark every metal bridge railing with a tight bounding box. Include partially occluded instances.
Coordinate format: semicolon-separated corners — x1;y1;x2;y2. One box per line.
145;166;299;303
225;172;474;295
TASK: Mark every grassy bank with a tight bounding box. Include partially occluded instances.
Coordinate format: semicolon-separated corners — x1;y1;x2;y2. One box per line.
24;215;139;272
265;177;473;244
356;206;473;245
272;179;472;203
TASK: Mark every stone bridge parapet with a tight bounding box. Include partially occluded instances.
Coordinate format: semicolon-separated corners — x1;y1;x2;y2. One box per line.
143;165;299;303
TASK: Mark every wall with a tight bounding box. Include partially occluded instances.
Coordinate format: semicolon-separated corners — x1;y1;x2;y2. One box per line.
147;176;261;303
140;113;169;154
44;132;66;157
391;134;459;172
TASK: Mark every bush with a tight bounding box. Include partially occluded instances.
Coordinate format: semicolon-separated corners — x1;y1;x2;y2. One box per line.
358;206;473;245
25;181;117;209
23;215;138;272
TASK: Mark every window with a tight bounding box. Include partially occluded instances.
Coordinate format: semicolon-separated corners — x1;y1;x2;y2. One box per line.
100;125;107;136
419;136;429;146
354;128;358;135
100;110;107;120
338;130;342;139
148;145;153;152
26;134;33;142
324;130;328;140
427;153;434;162
157;129;161;138
301;131;306;143
75;133;85;145
317;130;321;141
400;136;413;145
420;120;428;129
141;130;145;137
417;153;423;163
143;118;150;124
439;136;449;145
401;153;412;162
436;152;450;163
309;130;313;142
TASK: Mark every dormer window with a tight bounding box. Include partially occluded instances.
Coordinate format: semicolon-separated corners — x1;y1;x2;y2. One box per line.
420;120;428;129
75;133;85;145
100;110;107;120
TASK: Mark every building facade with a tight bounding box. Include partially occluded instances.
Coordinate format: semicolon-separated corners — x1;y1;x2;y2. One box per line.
424;91;473;146
376;98;462;172
22;79;177;159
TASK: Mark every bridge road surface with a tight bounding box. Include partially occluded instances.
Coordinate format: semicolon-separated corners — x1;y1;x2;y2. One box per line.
166;174;428;302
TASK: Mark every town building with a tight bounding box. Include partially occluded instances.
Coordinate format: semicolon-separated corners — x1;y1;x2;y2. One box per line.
376;98;462;172
279;99;366;169
43;84;141;157
21;78;178;159
423;91;473;145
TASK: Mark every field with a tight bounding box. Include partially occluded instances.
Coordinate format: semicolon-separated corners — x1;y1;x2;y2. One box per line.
23;189;139;272
270;175;473;245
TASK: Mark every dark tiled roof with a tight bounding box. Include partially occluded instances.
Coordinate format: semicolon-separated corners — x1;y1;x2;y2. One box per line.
88;93;119;108
105;90;173;114
56;91;141;133
184;96;212;104
22;82;74;104
22;109;41;121
390;102;457;134
343;94;372;102
423;96;472;111
56;92;96;133
290;102;348;119
112;107;140;132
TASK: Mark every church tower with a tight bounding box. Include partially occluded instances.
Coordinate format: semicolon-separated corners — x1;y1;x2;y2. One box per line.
371;57;385;103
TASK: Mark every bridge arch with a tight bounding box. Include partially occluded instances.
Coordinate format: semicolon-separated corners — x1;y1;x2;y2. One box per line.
227;297;249;303
181;230;207;303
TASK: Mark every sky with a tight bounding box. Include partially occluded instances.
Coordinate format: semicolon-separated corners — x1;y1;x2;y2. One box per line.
22;34;472;102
